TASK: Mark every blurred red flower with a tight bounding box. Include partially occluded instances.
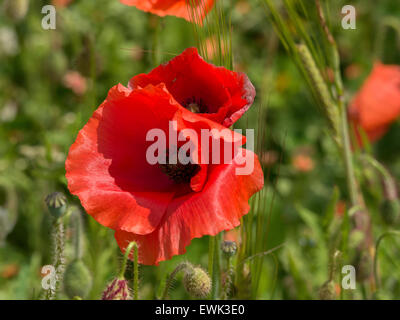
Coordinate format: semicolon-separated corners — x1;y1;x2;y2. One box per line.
349;63;400;143
120;0;215;23
65;51;263;265
292;154;314;172
52;0;72;8
130;48;255;127
63;71;87;96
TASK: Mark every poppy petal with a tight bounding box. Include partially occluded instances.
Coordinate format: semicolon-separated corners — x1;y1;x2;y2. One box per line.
129;48;255;127
120;0;215;23
115;148;264;265
349;62;400;142
66;84;187;235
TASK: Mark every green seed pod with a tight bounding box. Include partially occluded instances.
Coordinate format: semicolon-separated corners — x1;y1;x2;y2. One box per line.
221;240;237;258
183;266;211;299
63;260;92;299
3;0;29;22
102;278;131;300
380;199;400;226
318;280;336;300
45;192;67;219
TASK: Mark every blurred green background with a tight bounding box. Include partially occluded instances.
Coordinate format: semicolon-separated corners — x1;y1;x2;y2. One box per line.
0;0;400;300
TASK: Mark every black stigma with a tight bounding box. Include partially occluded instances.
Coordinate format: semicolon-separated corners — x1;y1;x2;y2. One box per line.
159;162;200;184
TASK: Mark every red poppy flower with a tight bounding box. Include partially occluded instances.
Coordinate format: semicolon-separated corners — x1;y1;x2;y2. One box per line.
52;0;73;8
130;48;255;128
120;0;215;23
349;63;400;143
66;82;263;265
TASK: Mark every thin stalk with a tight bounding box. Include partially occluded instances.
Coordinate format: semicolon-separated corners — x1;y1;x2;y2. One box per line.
72;211;83;260
119;241;139;300
147;14;160;66
316;0;375;289
210;233;222;299
133;244;139;300
45;217;66;300
161;262;191;300
328;250;341;281
373;231;400;292
208;236;215;285
315;0;358;207
339;101;358;207
222;256;232;300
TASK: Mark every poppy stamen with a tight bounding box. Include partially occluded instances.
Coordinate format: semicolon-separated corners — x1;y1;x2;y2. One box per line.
159;149;199;183
159;161;199;184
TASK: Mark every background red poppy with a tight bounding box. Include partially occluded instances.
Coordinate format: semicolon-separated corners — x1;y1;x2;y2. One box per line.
120;0;215;23
130;48;256;127
349;63;400;142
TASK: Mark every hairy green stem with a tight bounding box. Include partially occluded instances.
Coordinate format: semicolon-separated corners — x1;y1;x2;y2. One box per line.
119;241;139;300
222;256;233;300
45;217;65;300
161;262;191;300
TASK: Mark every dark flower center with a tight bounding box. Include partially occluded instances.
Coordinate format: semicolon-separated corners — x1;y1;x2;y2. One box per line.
183;97;208;113
159;161;199;184
159;151;199;184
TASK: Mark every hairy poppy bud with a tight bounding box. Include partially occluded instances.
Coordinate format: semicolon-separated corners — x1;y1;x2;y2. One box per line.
64;260;92;299
3;0;29;22
183;266;211;299
221;240;237;258
45;192;67;219
102;278;131;300
318;280;336;300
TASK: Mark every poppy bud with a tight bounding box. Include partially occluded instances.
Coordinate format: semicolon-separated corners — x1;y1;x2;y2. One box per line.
63;260;92;299
318;280;336;300
102;278;131;300
3;0;29;22
45;192;68;219
380;199;400;225
183;266;211;299
221;240;237;258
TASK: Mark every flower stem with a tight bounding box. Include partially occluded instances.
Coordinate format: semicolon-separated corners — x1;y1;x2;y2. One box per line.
316;0;375;288
147;14;160;66
161;262;191;300
339;100;359;208
222;256;233;300
209;233;222;299
72;210;83;260
373;231;400;292
119;241;139;300
45;216;66;300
